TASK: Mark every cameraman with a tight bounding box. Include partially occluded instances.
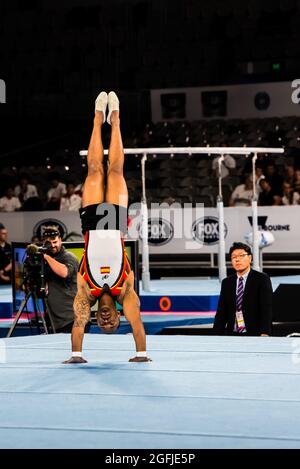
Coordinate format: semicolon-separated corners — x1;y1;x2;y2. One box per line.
41;226;79;333
0;223;12;285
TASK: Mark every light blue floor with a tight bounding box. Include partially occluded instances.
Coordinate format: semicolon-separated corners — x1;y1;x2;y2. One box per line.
140;278;222;296
2;275;300;305
1;334;300;449
270;275;300;290
0;286;12;303
139;275;300;296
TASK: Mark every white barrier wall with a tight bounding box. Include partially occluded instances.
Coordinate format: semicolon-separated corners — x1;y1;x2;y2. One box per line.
0;206;300;254
151;81;300;122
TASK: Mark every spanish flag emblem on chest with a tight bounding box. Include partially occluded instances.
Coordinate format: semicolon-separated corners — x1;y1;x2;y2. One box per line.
100;266;110;275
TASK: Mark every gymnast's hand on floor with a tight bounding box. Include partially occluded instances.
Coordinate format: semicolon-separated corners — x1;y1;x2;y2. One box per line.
129;356;152;362
62;357;88;364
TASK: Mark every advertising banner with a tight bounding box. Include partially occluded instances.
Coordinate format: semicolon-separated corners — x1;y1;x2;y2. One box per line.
0;205;299;254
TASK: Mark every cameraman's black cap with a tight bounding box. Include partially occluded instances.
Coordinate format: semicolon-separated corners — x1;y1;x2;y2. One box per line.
42;227;60;239
0;223;5;230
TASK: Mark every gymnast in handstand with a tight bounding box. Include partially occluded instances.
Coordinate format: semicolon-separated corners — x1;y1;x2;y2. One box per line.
64;91;151;364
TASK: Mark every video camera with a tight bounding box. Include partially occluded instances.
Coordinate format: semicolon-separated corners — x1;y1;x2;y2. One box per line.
23;227;60;296
23;243;51;297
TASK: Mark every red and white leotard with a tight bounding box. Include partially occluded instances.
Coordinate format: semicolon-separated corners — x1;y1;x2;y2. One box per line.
79;229;131;299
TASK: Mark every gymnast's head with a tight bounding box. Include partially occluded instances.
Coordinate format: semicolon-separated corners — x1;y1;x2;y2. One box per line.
96;285;120;334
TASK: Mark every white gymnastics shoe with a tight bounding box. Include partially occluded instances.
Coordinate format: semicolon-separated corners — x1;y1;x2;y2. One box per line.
95;91;108;121
107;91;119;125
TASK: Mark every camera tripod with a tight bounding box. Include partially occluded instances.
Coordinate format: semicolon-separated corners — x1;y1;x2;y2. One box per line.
7;290;56;338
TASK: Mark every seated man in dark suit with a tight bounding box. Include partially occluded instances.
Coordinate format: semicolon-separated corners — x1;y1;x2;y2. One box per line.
213;242;273;336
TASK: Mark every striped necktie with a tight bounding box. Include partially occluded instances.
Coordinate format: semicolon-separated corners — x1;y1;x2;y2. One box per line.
236;276;246;333
236;276;244;311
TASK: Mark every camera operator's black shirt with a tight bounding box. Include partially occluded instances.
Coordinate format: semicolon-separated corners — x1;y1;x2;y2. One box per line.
45;246;78;330
0;242;12;285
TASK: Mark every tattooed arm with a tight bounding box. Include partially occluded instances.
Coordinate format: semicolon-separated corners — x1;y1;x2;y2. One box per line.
119;272;151;362
71;292;91;349
63;274;92;364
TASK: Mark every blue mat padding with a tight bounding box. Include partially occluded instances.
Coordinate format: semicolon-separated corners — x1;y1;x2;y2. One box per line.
1;334;300;449
140;295;219;312
0;286;13;319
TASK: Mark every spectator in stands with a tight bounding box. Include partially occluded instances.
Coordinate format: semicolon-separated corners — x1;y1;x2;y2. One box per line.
281;181;300;206
264;161;283;196
255;164;265;195
14;174;38;205
285;163;295;187
60;182;82;211
46;172;66;210
293;169;300;194
229;174;253;207
0;187;21;212
0;223;12;285
258;178;281;206
162;196;177;205
212;144;236;180
75;182;83;196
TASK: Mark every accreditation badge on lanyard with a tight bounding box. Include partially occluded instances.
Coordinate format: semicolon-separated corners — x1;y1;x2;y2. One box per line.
236;310;246;333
